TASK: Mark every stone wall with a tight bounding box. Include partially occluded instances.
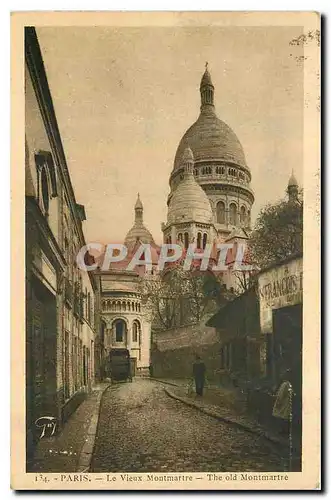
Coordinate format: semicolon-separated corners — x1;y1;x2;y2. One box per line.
151;321;221;381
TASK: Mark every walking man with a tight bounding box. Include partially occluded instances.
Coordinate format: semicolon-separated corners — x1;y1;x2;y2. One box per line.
193;354;206;396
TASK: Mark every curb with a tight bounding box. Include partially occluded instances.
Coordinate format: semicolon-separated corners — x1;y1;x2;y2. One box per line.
150;378;183;388
163;387;287;450
77;384;111;472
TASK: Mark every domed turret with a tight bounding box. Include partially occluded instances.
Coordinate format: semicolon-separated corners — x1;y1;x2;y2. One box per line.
124;194;155;247
287;170;299;203
288;170;298;188
167;149;213;226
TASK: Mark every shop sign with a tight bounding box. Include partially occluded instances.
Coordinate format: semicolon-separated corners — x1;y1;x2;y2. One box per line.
258;257;303;333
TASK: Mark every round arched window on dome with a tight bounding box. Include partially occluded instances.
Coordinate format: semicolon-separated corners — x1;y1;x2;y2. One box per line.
229;203;237;226
177;233;183;244
240;206;246;225
184;232;189;249
203;233;208;249
197;232;202;249
216;201;226;224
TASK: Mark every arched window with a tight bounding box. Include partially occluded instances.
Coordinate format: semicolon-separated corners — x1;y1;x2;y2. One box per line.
240;206;246;224
203;233;208;249
197;232;202;249
114;320;126;343
168;235;172;244
132;320;141;343
229;203;237;225
184;232;189;249
216;201;226;224
177;233;183;243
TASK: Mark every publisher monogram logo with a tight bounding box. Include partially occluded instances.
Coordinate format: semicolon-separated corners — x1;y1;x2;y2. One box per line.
35;416;57;439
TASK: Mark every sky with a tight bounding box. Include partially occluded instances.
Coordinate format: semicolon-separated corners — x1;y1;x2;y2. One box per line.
37;25;304;245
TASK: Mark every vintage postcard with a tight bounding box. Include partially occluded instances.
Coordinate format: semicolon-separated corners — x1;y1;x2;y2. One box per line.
11;11;321;490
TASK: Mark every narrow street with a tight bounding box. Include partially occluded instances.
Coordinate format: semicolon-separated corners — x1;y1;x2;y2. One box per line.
91;379;286;473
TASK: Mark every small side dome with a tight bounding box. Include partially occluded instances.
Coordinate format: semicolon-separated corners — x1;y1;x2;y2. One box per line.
288;171;298;187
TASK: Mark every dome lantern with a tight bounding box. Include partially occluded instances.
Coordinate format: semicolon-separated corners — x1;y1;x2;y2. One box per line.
287;170;299;203
124;195;155;247
134;193;143;223
200;62;215;111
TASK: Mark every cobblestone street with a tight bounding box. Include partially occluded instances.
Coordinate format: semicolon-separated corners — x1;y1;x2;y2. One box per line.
91;379;286;473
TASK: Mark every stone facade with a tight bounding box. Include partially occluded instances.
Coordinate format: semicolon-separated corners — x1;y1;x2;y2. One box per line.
97;197;156;375
98;271;151;374
25;28;97;463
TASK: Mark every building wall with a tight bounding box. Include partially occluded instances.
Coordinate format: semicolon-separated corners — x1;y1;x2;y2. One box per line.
99;273;152;372
151;322;221;381
25;30;97;462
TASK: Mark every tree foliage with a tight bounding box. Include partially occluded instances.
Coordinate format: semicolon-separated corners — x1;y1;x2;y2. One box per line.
138;265;227;331
250;196;303;270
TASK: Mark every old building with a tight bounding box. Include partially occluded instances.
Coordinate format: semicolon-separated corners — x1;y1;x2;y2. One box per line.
206;286;263;386
25;27;97;463
164;65;254;244
97;196;157;376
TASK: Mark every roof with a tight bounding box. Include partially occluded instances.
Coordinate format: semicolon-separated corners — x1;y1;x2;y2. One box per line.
135;193;143;210
173;110;247;172
200;68;213;88
288;171;298;187
124;223;155;246
102;282;138;294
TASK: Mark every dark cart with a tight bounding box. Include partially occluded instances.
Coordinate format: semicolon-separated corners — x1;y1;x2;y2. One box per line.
109;348;132;383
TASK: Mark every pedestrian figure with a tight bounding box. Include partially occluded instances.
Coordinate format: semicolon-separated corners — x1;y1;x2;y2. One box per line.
193;354;206;396
272;380;292;434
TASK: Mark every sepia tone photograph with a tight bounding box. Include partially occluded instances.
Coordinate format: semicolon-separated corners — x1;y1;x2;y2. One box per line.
11;11;320;490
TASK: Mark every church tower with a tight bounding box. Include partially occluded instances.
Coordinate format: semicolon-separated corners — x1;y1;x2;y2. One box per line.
168;65;254;241
124;194;155;248
287;170;299;204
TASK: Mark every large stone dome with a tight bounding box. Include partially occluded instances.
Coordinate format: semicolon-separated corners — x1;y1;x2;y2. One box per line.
173;108;247;171
173;66;247;172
